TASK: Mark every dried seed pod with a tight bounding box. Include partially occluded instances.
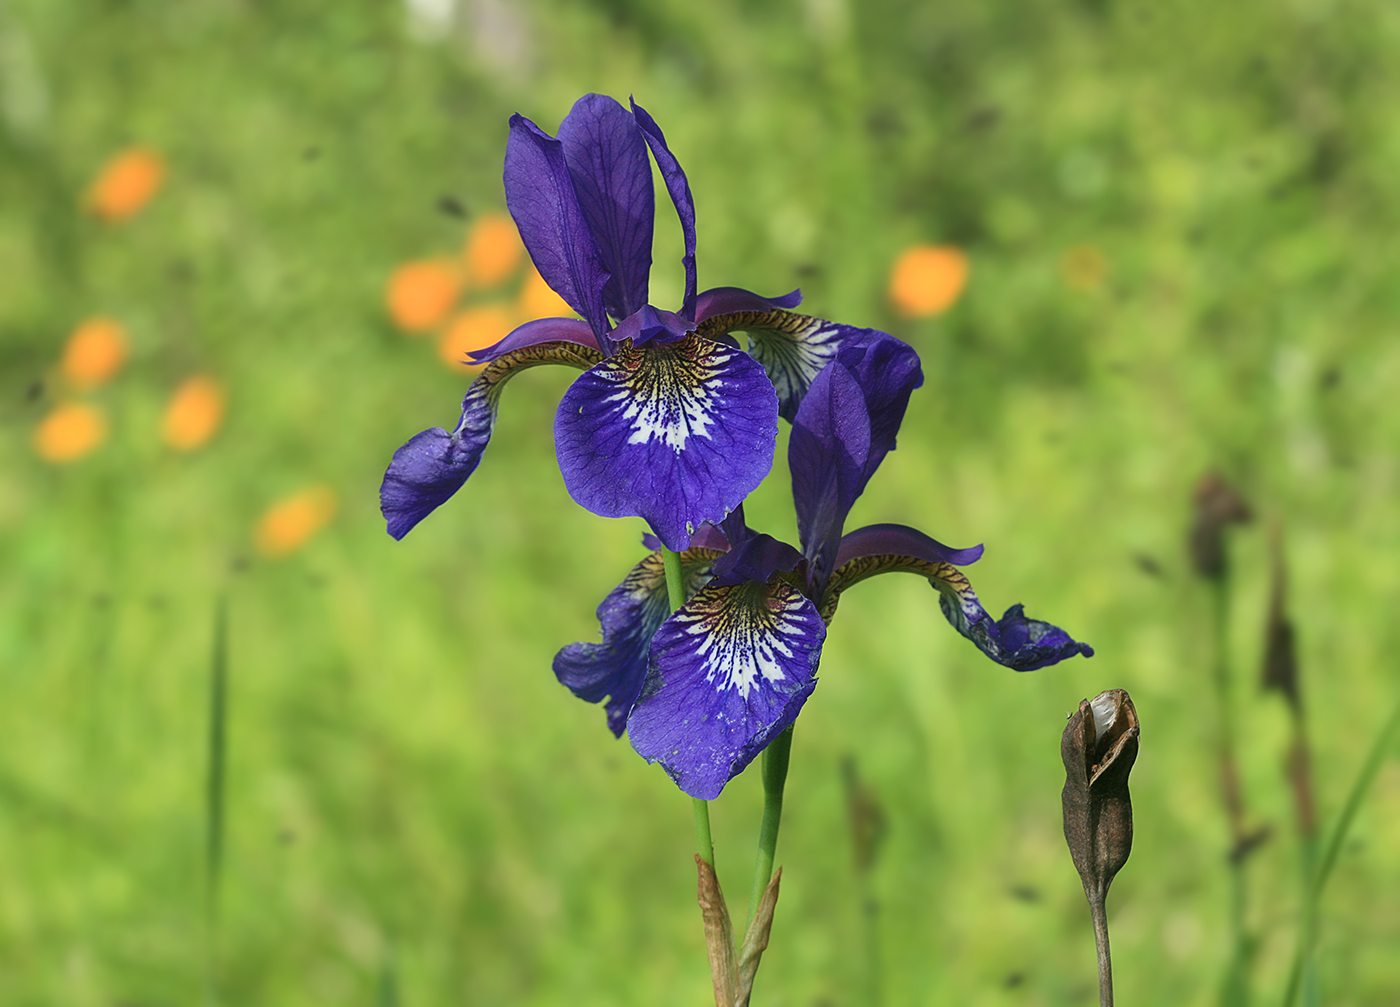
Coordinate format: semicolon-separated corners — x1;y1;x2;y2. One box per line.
1061;690;1140;901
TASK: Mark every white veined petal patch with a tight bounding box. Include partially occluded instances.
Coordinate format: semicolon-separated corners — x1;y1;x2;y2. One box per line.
670;580;817;702
602;338;732;453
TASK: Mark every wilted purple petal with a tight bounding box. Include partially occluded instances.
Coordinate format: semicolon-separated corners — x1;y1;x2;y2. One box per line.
469;317;598;365
380;341;603;539
628;579;826;799
694;287;803;320
554;334;778;551
553;548;719;736
504;114;613;345
631;99;698;320
790;361;871;594
558;94;655;321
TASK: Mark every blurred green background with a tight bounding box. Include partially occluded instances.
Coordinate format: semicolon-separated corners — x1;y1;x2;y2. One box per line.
2;0;1398;1003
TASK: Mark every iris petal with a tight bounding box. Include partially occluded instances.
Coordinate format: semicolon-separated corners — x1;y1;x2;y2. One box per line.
628;578;826;799
554;547;720;736
380;341;603;539
631;99;698;320
554;334;778;551
819;550;1093;670
696;308;889;421
504;114;613;346
558;94;655;322
468;317;598;365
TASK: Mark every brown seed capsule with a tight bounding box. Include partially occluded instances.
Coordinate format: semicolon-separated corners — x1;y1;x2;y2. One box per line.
1061;689;1139;901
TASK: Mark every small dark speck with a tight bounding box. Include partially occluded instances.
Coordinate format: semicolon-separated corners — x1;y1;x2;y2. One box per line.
92;593;112;608
1319;366;1341;390
25;379;43;402
794;262;822;278
1008;883;1041;903
303;146;321;162
1133;553;1165;578
437;195;468;219
278;828;297;846
229;555;251;574
965;105;1002;131
1004;971;1027;989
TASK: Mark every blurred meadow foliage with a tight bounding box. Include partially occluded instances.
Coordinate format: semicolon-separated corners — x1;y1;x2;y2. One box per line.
2;0;1399;1003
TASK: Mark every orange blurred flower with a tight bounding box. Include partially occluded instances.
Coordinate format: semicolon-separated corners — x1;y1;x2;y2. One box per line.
61;317;128;390
1060;245;1108;292
85;147;165;222
386;259;463;333
517;265;574;321
253;486;337;557
161;375;226;451
34;403;108;463
438;305;517;371
888;244;969;318
463;213;523;289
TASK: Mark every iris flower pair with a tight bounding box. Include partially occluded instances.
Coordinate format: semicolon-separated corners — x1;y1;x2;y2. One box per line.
381;94;1092;799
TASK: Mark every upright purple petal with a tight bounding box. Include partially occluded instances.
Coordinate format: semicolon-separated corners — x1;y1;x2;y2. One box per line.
554;334;778;551
818;548;1093;670
631;99;698;320
628;579;826;799
558;95;655;321
505;114;613;345
710;532;803;587
789;361;871;594
380;341;603;539
553;547;719;736
834;335;923;484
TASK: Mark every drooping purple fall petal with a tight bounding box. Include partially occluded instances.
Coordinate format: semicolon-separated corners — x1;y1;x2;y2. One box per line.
628;578;826;799
380;341;602;539
468;317;598;365
694;287;803;321
554;547;720;735
558;94;655;322
554;334;778;551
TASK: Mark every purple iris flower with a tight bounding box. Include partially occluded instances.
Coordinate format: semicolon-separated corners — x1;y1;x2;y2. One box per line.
381;94;888;551
558;335;1093;799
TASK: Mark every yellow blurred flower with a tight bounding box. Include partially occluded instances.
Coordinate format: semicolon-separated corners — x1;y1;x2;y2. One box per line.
386;259;463;333
438;305;517;371
61;317;128;390
34;403;108;463
517;265;573;321
888;244;969;318
85;147;165;222
1060;245;1108;292
253;486;337;558
161;375;226;451
463;213;523;290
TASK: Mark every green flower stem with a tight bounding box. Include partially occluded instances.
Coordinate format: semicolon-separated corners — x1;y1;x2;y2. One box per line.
1282;694;1400;1007
662;546;717;869
748;726;793;927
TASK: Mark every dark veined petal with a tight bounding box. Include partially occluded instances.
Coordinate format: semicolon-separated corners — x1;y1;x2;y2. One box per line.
630;99;698;320
504;114;613;346
553;546;721;736
819;546;1094;670
380;341;604;539
469;317;598;365
554;333;778;552
628;578;826;799
710;531;803;587
694;287;803;321
696;308;891;422
789;361;871;594
558;94;655;322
